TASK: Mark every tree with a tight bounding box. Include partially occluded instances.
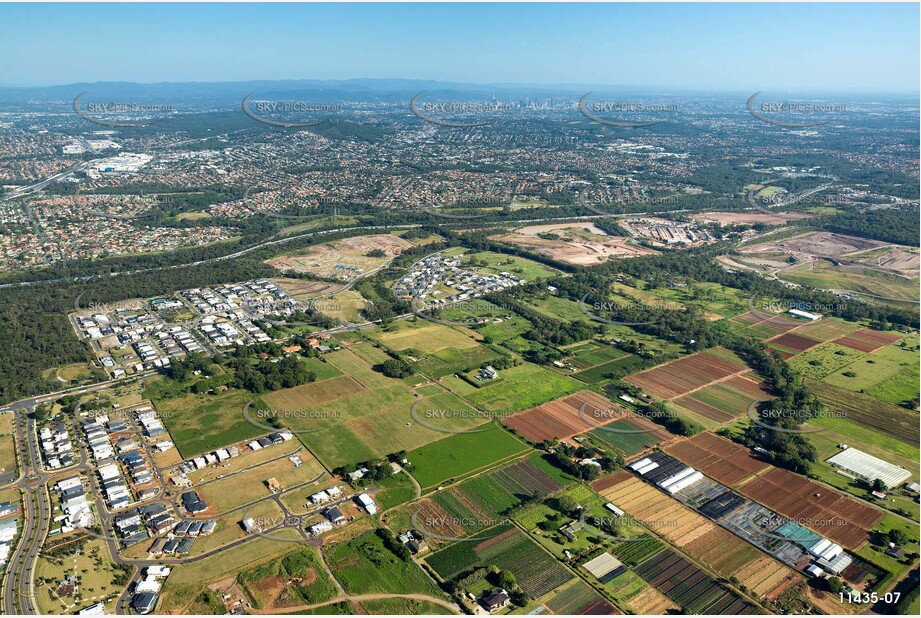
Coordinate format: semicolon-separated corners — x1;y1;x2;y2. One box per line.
827;577;843;594
377;358;415;378
555;495;580;517
887;528;909;546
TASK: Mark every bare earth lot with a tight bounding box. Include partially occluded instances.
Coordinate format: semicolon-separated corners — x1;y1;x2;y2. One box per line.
492;222;656;266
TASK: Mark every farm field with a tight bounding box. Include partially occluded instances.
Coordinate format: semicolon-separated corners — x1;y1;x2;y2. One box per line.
833;327;903;353
573;354;645;384
807;380;919;447
459;362;583;416
624;347;750;400
730;310;802;340
588;418;674;456
563;341;631;370
238;546;338;609
407;422;529;489
323;531;445;597
542;579;619;615
151;385;265;458
767;331;822;355
737;466;884;549
818;332;919;406
595;474;797;596
261;346;490;468
401;454;570;543
503;390;627;443
673;376;773;424
664;432;770;486
425;523;574;599
632;546;760;614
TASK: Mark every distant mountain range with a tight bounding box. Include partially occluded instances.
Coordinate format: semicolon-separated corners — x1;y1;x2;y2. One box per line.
0;79;915;110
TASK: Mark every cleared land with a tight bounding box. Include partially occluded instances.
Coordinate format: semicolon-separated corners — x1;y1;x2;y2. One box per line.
459;363;584;416
691;211;815;226
832;328;902;353
492;222;656;266
267;234;414;280
503;390;632;443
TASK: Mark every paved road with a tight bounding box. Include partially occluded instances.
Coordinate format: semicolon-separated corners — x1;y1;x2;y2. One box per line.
1;411;51;615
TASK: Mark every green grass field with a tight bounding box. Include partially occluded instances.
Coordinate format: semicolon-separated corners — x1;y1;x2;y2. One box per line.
324;531;444;596
820;334;919;407
408;423;528;488
461;251;561;281
460;363;583;415
262;347;490;468
152;385;266;458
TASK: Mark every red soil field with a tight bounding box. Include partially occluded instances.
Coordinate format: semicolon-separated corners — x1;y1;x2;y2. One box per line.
624;349;748;399
503;390;623;442
723;375;774;399
590;469;634;494
738;467;883;549
833;328;902;353
768;332;822;353
664;432;770;486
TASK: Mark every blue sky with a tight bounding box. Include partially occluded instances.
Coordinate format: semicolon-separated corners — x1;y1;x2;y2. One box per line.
0;2;917;92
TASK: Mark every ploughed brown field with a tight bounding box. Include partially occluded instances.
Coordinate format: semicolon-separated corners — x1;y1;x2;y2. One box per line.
832;327;902;353
768;331;822;353
664;432;770;487
503;390;627;442
624;348;748;400
737;467;883;550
